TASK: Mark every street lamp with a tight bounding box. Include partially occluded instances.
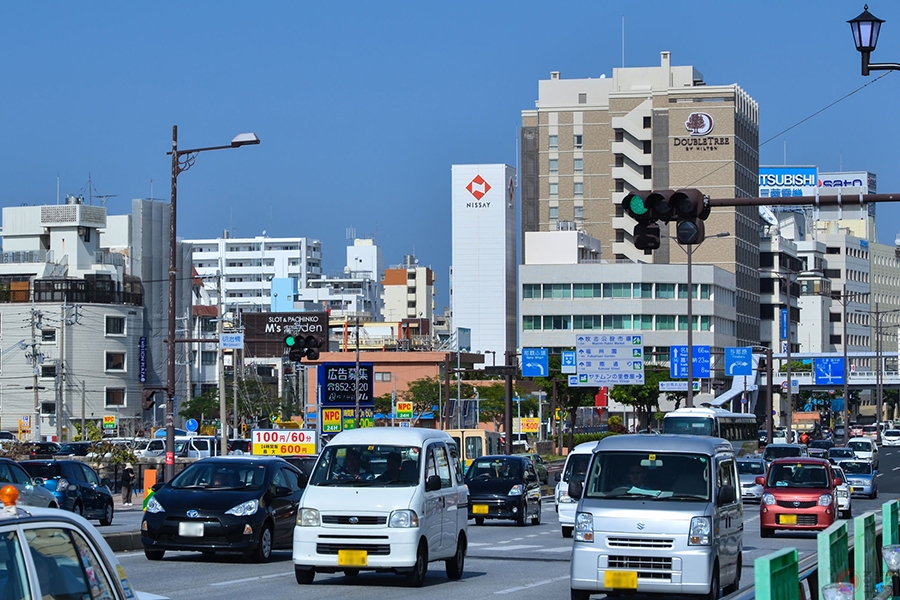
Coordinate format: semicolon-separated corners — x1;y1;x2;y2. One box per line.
848;6;898;76
165;126;259;480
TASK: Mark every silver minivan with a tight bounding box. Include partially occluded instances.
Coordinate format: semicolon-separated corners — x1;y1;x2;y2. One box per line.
569;434;742;600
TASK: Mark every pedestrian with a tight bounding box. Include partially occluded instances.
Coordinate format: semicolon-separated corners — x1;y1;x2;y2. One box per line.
121;463;135;506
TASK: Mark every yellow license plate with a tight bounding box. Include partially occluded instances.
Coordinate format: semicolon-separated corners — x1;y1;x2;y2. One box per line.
337;549;368;567
780;514;797;525
472;504;489;515
605;570;638;589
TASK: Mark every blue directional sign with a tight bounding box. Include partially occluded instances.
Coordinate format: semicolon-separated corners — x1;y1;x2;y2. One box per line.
522;348;549;377
670;346;711;379
780;308;789;341
814;357;845;386
221;333;244;350
725;347;753;376
575;334;644;385
561;350;576;374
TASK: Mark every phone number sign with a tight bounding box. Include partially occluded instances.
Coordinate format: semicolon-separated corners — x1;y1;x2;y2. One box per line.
251;429;317;456
318;363;375;407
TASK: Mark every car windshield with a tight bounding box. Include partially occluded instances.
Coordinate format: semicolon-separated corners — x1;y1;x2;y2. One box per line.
562;454;591;482
581;451;711;501
737;460;765;475
466;458;524;481
308;445;421;486
863;426;877;433
886;431;900;438
763;446;801;461
841;461;873;475
767;463;830;488
848;441;872;452
169;461;267;490
55;444;85;454
20;463;60;479
829;449;855;458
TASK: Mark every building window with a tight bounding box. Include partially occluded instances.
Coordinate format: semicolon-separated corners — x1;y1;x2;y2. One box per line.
574;158;583;172
573;283;602;298
574;206;584;220
615;155;624;168
604;315;632;330
41;364;57;378
603;283;632;298
656;316;676;330
614;130;623;142
574;134;583;149
656;284;676;299
543;284;571;299
643;166;652;179
643;140;652;154
549;135;558;150
615;180;624;192
105;316;125;336
545;315;572;330
634;283;653;298
523;284;541;299
643;116;652;129
635;315;654;330
549;206;559;220
105;352;126;371
523;315;541;330
549;159;558;174
578;93;587;104
375;372;392;382
106;388;125;407
549;183;558;198
574;182;584;197
201;351;217;366
41;329;56;343
573;315;601;330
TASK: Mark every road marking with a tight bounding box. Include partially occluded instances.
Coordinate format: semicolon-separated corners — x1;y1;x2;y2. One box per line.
478;544;541;552
495;575;569;594
892;466;899;471
538;547;572;553
469;542;491;547
526;534;539;538
744;515;759;523
210;573;291;586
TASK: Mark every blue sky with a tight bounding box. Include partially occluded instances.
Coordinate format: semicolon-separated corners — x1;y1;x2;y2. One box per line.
2;2;898;310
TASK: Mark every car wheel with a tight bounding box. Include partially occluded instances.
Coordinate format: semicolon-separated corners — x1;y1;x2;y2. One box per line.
445;534;466;580
99;502;114;526
723;553;741;595
72;502;84;517
406;541;428;587
295;567;315;585
474;517;484;526
760;527;774;538
701;563;720;600
144;549;165;561
562;526;573;538
531;502;541;526
516;510;526;527
251;523;273;563
571;588;592;600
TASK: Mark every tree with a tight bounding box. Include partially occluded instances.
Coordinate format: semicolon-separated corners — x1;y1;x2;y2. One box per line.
609;367;669;431
475;382;534;431
401;376;477;426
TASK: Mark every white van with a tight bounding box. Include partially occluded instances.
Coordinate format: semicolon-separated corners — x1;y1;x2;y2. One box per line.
569;434;742;600
555;441;596;538
141;436;222;459
293;428;468;587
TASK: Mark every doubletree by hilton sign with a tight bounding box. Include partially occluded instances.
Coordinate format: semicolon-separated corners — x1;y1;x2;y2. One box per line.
673;111;730;152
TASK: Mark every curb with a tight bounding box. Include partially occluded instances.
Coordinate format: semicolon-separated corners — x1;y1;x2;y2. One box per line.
103;531;143;553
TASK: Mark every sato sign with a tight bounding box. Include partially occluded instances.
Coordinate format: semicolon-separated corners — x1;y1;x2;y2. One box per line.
252;429;317;456
521;347;549;377
575;334;645;384
317;363;375;408
670;346;711;379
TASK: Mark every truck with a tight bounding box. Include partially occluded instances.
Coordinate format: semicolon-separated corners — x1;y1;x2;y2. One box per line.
792;411;821;434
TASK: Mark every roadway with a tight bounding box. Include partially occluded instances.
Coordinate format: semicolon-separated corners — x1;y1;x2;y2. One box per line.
107;448;900;599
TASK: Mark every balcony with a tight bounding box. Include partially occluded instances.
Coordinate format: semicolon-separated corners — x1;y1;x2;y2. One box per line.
0;250;52;264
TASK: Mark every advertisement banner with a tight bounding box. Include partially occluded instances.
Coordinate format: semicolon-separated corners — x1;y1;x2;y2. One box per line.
759;166;818;198
322;408;342;433
241;311;328;357
396;401;413;420
251;429;317;456
318;363;375;408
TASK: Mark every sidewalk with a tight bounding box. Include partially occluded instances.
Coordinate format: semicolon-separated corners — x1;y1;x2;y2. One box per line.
113;490;146;512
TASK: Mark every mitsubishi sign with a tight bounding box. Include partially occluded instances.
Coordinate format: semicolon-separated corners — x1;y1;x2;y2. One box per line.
759;166;818;198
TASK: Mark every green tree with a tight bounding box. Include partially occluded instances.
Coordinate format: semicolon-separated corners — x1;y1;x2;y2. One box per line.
475;382;534;430
609;366;668;431
402;376;477;426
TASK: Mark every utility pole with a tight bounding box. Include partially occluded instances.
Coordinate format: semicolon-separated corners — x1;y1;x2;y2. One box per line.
81;380;86;440
29;302;43;442
354;316;361;428
217;271;228;456
59;303;66;442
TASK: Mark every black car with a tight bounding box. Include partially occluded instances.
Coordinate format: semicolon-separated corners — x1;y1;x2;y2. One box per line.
809;439;835;452
23;442;61;459
141;456;306;562
283;455;318;477
465;455;542;526
53;442;95;457
20;460;115;525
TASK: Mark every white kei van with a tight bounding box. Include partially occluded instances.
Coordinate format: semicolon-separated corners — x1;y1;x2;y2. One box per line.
292;428;468;587
569;434;742;600
555;441;597;538
141;436;222;459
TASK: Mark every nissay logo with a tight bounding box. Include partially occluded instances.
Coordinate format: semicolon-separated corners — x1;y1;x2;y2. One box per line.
684;112;714;136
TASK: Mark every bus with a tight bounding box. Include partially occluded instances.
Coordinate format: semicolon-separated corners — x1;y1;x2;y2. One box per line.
445;429;504;467
661;407;759;456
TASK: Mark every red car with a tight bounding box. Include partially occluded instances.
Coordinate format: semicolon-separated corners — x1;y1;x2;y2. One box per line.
758;457;840;537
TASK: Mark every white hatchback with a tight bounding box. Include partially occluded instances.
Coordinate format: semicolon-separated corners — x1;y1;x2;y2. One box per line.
882;430;900;447
847;437;879;469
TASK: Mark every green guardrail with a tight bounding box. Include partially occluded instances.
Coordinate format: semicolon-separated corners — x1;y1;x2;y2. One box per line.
882;500;899;588
855;512;878;600
818;520;850;589
755;548;800;600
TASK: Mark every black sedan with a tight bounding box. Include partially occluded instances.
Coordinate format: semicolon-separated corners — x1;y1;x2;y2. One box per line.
141;456;306;562
465;455;542;526
20;460;115;525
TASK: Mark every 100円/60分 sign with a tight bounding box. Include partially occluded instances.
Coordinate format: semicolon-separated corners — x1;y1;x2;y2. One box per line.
251;429;317;456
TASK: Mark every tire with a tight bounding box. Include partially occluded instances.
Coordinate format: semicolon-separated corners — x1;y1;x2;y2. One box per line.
445;534;466;580
99;502;114;526
72;502;84;517
701;564;720;600
531;501;542;526
571;588;592;600
251;524;273;563
406;542;428;587
474;517;484;526
295;567;315;585
343;569;360;577
723;553;741;595
760;527;773;538
562;526;573;538
515;503;526;527
144;549;165;561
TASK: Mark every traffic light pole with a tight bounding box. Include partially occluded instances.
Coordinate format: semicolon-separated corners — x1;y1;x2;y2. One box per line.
686;245;694;408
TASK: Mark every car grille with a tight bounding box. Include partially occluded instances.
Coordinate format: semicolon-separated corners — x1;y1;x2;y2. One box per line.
608;537;674;549
778;514;818;526
776;500;817;509
322;515;387;525
609;555;672;579
316;543;390;555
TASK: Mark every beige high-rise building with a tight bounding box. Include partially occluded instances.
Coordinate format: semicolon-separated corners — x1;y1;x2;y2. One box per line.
521;52;762;345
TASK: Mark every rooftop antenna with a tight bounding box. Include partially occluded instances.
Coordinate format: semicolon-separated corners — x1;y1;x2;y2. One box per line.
622;17;625;68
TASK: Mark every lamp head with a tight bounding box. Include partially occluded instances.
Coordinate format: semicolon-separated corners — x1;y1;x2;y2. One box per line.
231;133;260;147
849;5;884;53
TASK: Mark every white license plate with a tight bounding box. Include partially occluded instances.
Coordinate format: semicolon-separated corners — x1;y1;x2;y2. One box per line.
179;522;204;537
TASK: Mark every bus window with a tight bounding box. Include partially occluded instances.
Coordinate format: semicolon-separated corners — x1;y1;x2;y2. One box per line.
466;437;483;462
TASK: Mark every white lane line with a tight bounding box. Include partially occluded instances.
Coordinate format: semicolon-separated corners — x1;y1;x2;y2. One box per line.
210;573;291;587
526;534;539;538
892;466;899;471
478;544;541;552
469;542;491;547
496;575;569;594
537;547;572;553
744;515;760;523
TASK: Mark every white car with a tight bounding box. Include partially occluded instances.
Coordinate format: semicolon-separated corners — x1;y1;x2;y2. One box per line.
847;437;879;469
555;442;595;538
882;429;900;447
832;465;852;519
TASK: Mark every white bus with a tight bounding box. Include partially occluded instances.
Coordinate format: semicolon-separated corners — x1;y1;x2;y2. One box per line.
662;407;759;456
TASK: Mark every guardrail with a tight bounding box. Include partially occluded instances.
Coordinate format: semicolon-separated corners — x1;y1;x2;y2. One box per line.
738;500;899;600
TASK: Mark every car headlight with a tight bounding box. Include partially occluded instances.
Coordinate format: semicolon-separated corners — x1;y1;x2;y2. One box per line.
836;489;849;498
762;493;775;505
297;508;320;526
818;494;833;507
689;516;711;546
389;510;419;528
225;499;259;516
508;484;524;496
146;496;165;514
574;511;594;543
557;489;574;503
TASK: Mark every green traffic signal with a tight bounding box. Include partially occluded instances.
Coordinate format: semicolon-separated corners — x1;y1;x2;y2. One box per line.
623;193;650;218
284;335;297;347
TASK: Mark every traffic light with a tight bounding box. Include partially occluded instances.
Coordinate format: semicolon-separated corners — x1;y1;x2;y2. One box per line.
141;389;156;411
633;221;660;250
670;188;710;245
284;334;321;361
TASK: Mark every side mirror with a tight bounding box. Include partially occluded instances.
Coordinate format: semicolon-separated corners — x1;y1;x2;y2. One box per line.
425;474;442;492
833;478;842;487
274;485;292;497
151;482;165;492
754;476;766;486
568;480;584;500
718;484;736;506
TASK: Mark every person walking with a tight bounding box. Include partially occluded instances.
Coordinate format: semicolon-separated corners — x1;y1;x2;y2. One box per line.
121;463;135;506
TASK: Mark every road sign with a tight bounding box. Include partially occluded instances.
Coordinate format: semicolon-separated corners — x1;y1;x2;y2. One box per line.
485;365;517;376
781;380;800;392
814;357;845;385
521;348;549;377
561;350;576;374
659;381;701;392
396;401;413;420
725;347;753;376
185;418;198;432
252;429;317;456
670;346;711;378
575;334;644;385
102;415;117;430
221;333;244;350
19;415;30;430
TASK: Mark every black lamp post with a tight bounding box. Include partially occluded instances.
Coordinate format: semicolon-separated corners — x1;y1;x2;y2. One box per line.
848;5;899;75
